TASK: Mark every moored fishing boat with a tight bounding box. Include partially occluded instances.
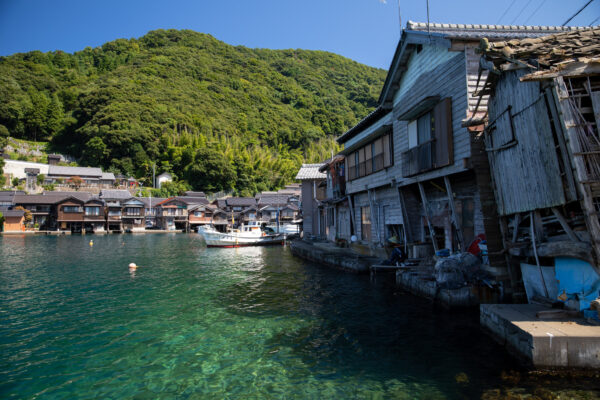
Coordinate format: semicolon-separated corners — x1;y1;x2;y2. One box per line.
198;221;285;247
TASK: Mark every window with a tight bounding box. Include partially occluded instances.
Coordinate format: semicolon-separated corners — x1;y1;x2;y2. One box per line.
85;207;100;216
346;131;393;181
108;209;121;216
63;206;82;213
361;206;371;242
194;211;204;217
403;98;453;177
125;207;141;216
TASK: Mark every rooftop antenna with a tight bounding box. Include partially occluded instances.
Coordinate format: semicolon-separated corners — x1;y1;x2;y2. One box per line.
398;0;402;34
426;0;431;41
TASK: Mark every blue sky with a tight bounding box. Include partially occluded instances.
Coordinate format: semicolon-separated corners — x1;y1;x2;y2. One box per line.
0;0;598;69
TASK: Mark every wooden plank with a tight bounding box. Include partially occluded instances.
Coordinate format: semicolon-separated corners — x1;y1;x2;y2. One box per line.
551;207;580;242
545;86;578;202
418;182;439;252
434;98;454;168
443;176;464;251
512;213;521;243
591;91;600;139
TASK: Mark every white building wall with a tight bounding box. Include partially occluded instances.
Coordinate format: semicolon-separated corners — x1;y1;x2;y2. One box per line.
3;160;49;179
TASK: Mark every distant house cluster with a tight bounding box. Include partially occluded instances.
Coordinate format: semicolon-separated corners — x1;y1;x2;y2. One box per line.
0;184;301;233
1;156;140;191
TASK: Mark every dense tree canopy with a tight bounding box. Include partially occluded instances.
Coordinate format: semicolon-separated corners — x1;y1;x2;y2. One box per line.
0;29;386;193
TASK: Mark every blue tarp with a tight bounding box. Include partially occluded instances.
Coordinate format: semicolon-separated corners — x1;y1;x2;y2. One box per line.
555;257;600;311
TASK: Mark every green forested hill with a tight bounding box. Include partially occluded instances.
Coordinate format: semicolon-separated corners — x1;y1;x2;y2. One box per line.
0;29;386;194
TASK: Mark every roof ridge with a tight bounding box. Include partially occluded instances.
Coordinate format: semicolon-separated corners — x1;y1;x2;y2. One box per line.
406;20;597;32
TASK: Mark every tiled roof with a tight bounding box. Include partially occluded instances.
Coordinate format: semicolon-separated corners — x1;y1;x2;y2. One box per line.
295;164;326;180
176;196;209;205
48;165;103;177
3;209;25;217
479;27;600;66
101;172;116;180
226;197;256;207
46;191;95;202
138;197;167;207
184;191;206;197
406;21;595;40
100;190;133;200
14;194;65;205
256;194;293;206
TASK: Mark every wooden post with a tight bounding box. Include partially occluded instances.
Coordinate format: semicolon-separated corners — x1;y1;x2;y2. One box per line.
396;185;410;251
551;207;579;242
511;213;521;244
418;182;439;252
347;194;356;236
443;176;464;251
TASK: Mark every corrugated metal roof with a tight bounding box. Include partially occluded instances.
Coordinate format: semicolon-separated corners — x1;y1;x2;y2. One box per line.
295;164;326;180
48;165;103;177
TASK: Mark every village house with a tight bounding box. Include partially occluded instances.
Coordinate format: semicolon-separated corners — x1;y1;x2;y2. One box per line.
83;198;106;233
2;209;25;232
12;194;62;230
121;198;146;232
156;196;208;231
56;196;87;233
336;21;579;279
295;164;326;237
475;28;600;300
140;197;166;229
319;155;351;242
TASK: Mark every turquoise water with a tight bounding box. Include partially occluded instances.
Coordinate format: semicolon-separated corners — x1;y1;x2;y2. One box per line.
1;234;598;399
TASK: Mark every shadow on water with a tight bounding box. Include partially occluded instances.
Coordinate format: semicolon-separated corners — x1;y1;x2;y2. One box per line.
215;246;600;399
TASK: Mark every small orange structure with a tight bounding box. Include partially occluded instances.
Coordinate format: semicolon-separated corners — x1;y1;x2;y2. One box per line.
2;210;26;232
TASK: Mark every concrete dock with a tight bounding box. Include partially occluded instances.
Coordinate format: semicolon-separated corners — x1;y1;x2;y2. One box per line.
481;303;600;368
289;240;379;274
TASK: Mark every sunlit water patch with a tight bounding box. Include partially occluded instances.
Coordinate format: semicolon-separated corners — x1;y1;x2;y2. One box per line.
1;234;598;399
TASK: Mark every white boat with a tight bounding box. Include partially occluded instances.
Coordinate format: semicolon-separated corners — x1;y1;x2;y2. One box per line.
198;221;285;248
265;223;300;235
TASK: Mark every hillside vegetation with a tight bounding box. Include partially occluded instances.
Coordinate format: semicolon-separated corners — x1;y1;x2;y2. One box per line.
0;29;386;194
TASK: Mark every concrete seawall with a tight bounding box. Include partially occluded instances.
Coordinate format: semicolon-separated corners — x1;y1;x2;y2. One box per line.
289;240;378;274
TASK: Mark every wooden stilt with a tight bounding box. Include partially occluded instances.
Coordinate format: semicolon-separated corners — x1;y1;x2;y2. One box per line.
443;176;464;251
418;182;439;252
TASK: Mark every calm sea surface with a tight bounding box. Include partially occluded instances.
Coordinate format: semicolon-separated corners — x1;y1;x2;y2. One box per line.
1;234;598;399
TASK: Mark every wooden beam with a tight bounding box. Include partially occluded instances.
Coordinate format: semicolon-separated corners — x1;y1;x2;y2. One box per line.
418;182;439;252
396;185;411;247
511;213;521;244
551;207;580;242
443;176;464;251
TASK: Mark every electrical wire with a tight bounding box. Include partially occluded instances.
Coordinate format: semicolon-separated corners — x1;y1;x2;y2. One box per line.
589;15;600;25
497;0;518;24
510;0;534;25
563;0;595;25
523;0;547;24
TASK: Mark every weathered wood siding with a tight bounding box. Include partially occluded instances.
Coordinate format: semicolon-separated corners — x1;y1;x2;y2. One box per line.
301;181;321;236
487;70;565;216
393;50;471;185
465;44;489;113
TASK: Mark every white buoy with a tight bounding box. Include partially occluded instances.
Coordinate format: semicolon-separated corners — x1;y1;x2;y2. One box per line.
129;263;137;269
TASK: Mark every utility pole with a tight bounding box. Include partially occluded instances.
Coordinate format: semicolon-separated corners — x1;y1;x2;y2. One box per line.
152;163;156;189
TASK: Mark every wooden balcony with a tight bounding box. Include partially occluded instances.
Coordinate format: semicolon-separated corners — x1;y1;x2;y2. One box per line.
402;140;435;177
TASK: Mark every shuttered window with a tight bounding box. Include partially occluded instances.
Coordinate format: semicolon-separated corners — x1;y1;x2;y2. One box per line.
402;97;453;176
434;97;453;168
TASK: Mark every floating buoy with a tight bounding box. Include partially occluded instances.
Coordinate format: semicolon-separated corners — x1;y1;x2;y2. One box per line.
129;263;137;269
89;240;94;246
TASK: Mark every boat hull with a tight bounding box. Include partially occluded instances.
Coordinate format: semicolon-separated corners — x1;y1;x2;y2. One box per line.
200;230;285;247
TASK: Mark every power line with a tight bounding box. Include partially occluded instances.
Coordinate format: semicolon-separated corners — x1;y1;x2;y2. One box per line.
589;15;600;25
524;0;547;24
510;0;534;25
497;0;518;24
398;0;402;34
563;0;595;25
